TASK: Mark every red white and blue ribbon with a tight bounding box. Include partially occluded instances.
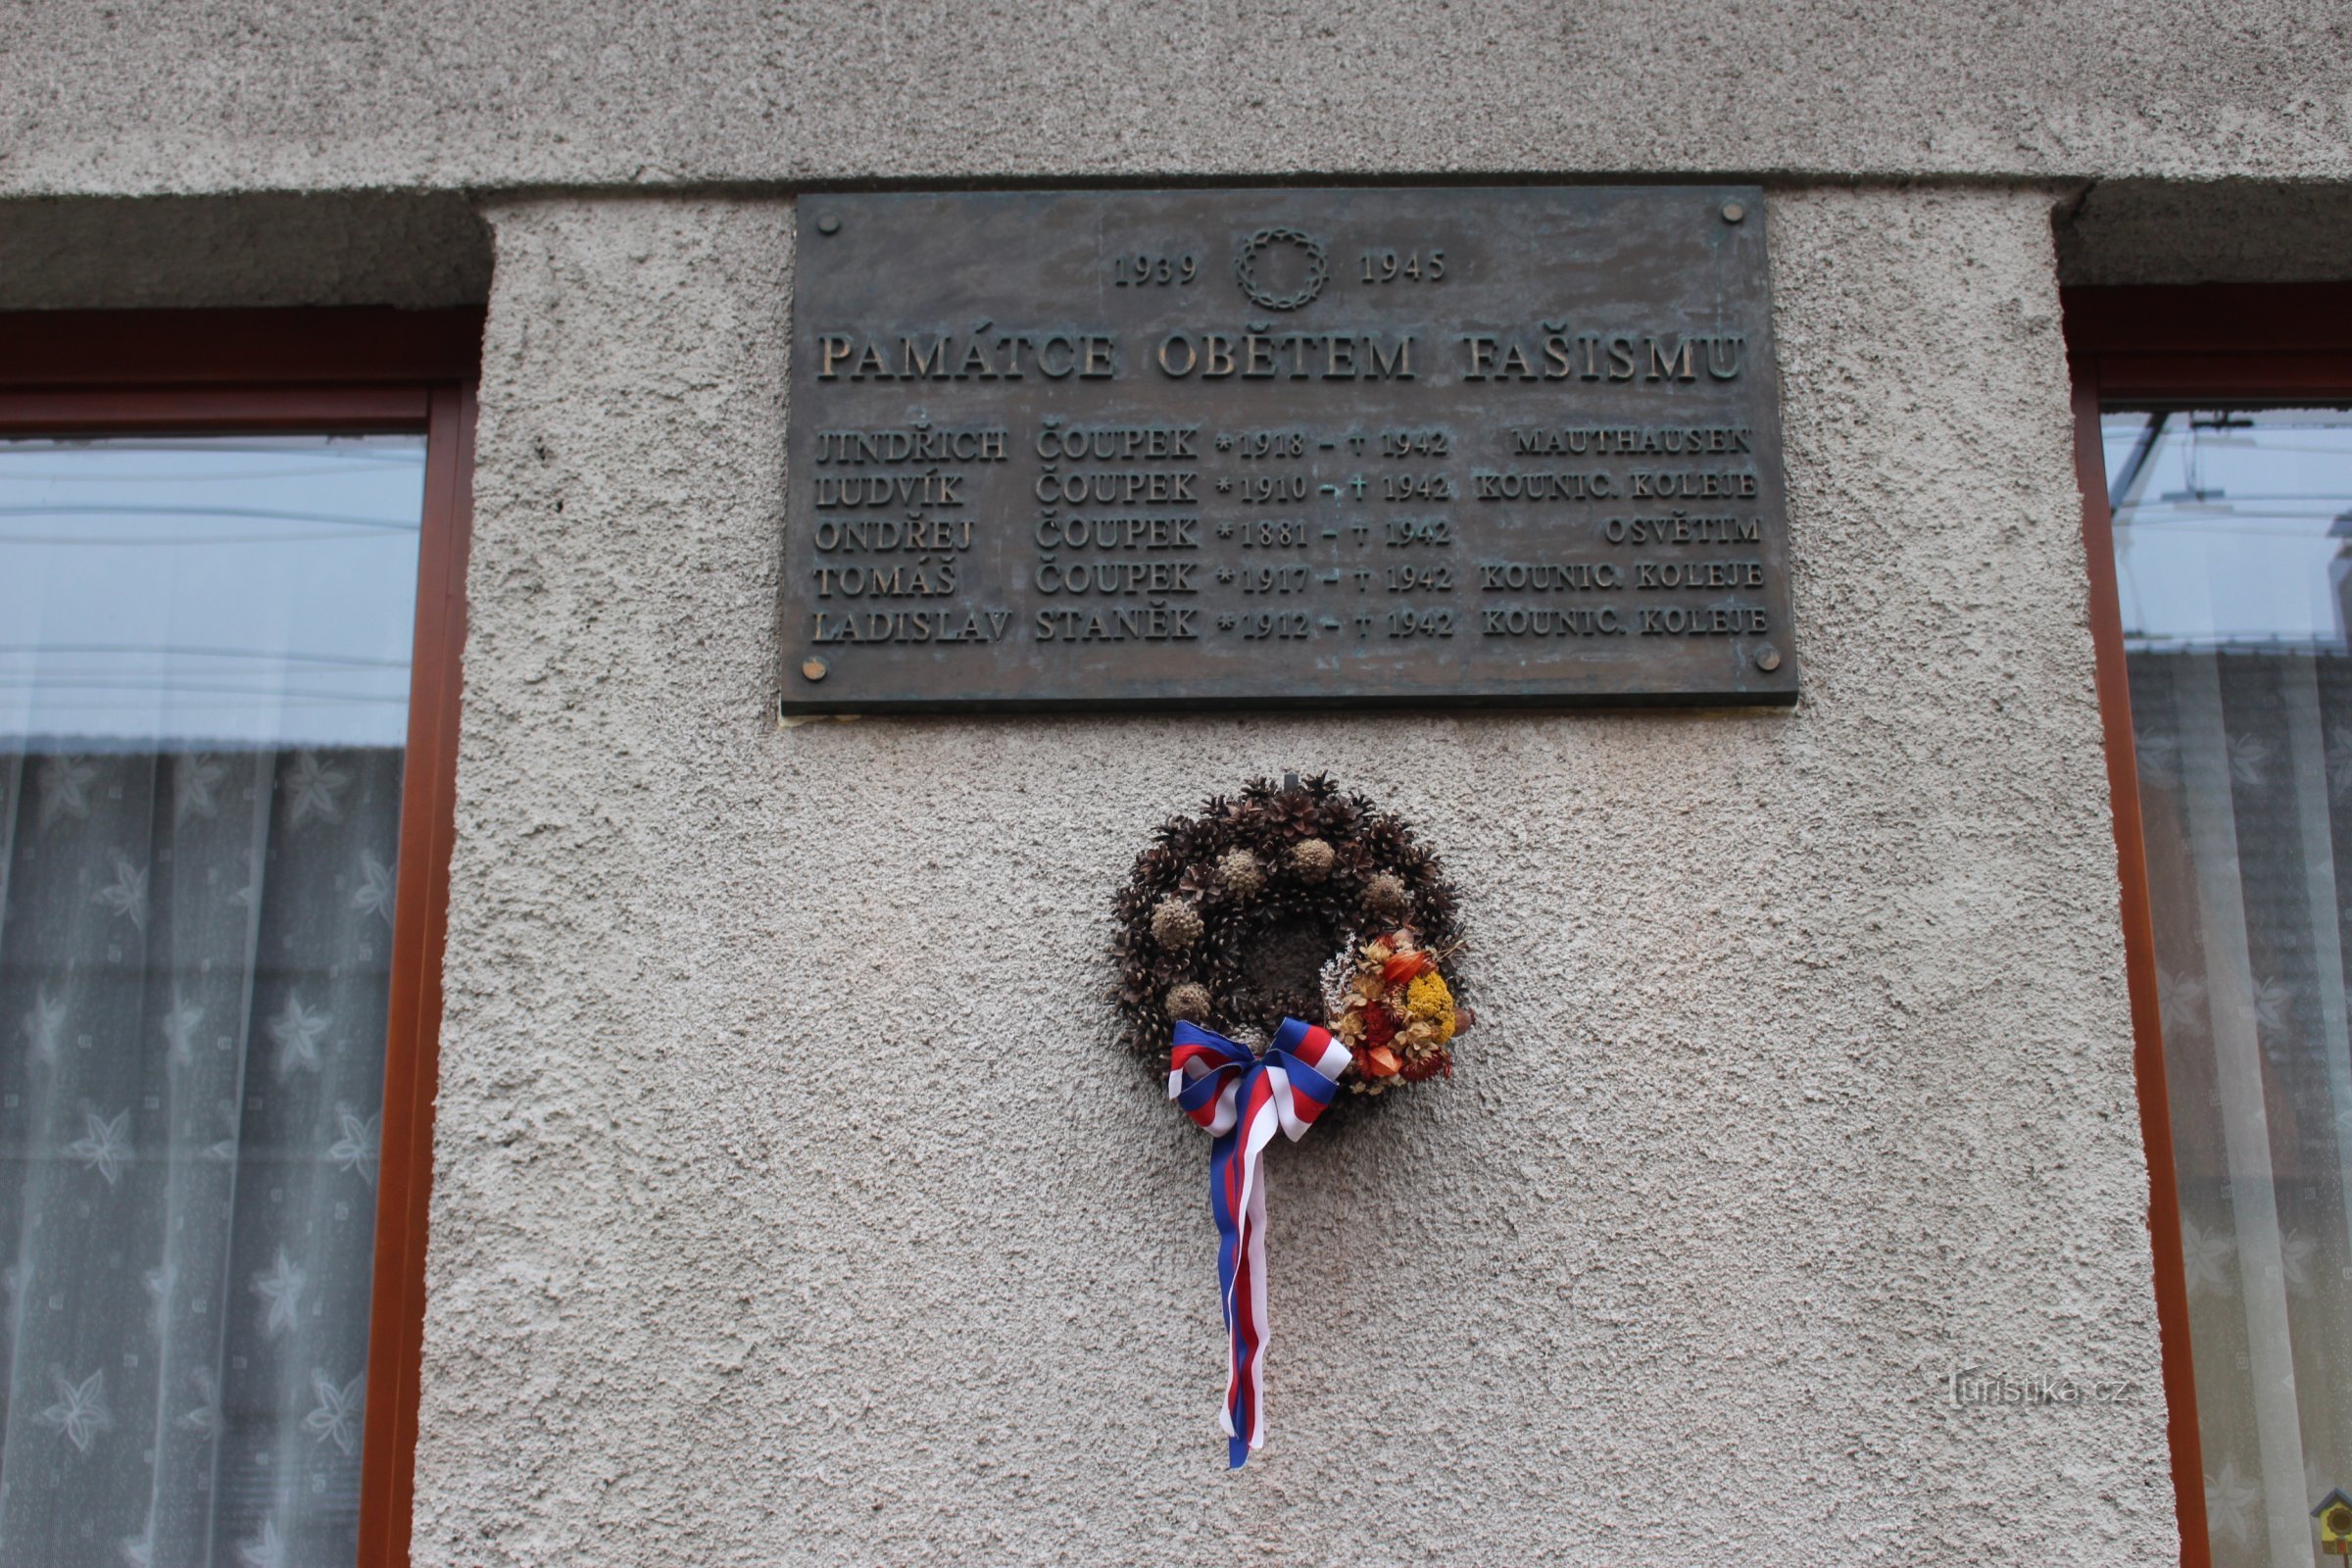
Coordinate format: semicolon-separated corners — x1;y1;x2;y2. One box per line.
1169;1016;1352;1469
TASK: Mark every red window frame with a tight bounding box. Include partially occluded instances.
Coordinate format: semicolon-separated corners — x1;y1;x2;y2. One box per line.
0;307;480;1568
2065;282;2352;1568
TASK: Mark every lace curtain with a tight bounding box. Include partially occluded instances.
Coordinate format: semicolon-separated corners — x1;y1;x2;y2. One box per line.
2111;408;2352;1566
0;748;399;1566
2133;650;2352;1565
0;435;423;1568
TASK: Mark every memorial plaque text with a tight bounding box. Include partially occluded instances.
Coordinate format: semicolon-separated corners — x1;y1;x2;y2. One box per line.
782;187;1795;710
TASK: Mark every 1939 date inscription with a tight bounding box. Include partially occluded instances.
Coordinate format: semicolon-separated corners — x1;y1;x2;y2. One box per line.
782;186;1795;710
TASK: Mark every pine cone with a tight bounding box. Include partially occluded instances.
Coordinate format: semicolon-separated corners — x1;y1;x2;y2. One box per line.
1150;898;1203;951
1216;847;1265;899
1165;982;1213;1023
1291;837;1336;883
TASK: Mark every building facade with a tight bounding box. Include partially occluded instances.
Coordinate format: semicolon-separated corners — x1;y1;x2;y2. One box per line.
3;6;2350;1565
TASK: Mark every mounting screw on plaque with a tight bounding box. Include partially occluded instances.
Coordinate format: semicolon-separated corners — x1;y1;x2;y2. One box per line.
816;215;841;235
801;658;829;681
1753;645;1782;672
1721;202;1746;223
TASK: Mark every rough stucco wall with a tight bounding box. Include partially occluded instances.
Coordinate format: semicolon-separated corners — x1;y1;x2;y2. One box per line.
2059;179;2352;284
0;2;2347;195
414;184;2169;1565
0;192;491;308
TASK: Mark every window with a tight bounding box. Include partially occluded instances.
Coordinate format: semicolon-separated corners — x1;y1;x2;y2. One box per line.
2071;286;2352;1568
0;311;476;1568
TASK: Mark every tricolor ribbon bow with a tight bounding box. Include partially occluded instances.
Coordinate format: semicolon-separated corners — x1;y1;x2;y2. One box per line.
1169;1017;1352;1469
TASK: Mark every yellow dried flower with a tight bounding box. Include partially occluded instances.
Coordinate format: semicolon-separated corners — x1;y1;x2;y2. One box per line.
1404;972;1456;1042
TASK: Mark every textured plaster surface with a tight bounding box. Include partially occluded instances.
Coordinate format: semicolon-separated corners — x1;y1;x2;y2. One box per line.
0;2;2348;195
413;186;2171;1565
0;192;491;309
2058;178;2352;283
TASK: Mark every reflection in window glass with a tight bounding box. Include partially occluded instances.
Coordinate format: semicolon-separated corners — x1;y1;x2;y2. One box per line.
2109;409;2352;653
0;437;422;748
0;436;423;1567
2107;409;2352;1566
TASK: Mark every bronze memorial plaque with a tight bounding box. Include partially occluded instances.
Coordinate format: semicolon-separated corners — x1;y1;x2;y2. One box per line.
781;187;1794;711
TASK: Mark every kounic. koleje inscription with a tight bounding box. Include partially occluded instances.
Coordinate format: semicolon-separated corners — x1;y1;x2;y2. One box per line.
781;187;1795;710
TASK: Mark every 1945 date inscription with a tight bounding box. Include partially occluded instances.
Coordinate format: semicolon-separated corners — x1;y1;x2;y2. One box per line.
782;186;1795;710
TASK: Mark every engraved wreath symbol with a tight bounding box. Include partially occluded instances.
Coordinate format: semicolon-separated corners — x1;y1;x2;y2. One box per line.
1233;228;1328;311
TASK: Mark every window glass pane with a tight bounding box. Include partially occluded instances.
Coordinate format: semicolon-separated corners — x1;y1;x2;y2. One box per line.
2103;409;2156;504
0;437;422;749
2113;410;2352;653
2108;408;2352;1566
0;435;423;1568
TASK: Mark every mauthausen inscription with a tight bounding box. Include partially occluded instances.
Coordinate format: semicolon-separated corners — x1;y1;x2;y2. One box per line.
780;186;1796;711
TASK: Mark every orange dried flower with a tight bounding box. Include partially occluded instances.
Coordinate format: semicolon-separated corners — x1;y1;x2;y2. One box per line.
1382;950;1431;987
